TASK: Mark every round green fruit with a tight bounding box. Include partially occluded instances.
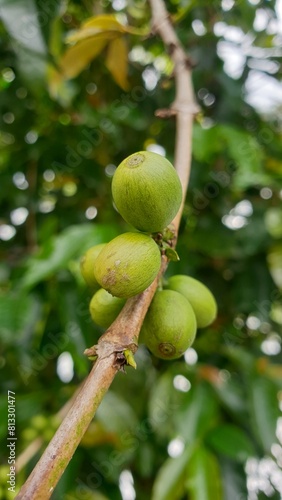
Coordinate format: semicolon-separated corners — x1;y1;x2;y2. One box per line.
142;290;197;360
165;275;217;328
94;232;161;298
80;243;106;288
22;428;38;442
89;288;126;328
112;151;182;232
31;414;48;431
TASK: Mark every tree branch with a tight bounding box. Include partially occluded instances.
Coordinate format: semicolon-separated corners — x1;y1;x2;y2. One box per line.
16;385;82;472
16;1;196;497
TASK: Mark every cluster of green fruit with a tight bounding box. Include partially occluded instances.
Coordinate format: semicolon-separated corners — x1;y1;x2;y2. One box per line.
80;151;217;361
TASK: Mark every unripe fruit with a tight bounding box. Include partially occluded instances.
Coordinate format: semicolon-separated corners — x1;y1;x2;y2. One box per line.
94;232;161;298
31;415;48;431
89;288;126;328
112;151;182;232
80;243;106;288
165;275;217;328
142;290;197;360
22;428;38;442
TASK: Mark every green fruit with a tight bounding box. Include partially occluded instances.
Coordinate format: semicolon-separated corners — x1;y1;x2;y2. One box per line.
22;427;38;442
142;290;197;360
31;414;48;430
94;232;161;298
165;275;217;328
112;151;182;232
80;243;106;288
89;288;126;328
43;428;55;442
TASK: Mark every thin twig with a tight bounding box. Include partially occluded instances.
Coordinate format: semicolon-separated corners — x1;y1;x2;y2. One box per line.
16;437;43;473
16;0;196;497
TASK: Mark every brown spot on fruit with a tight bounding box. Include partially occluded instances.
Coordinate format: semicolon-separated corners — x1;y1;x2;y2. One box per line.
93;232;161;298
112;151;182;232
142;290;197;360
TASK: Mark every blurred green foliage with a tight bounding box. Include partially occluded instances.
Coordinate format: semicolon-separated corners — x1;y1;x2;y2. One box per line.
0;0;282;499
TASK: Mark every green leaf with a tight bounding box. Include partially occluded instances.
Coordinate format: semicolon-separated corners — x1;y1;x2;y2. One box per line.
13;391;46;424
164;247;180;262
0;0;46;54
96;391;138;443
192;125;222;163
175;382;219;444
0;0;47;85
211;375;248;422
219;125;266;190
56;286;89;377
148;370;187;440
0;292;41;343
192;218;236;259
186;446;223;500
206;424;255;462
249;375;280;454
268;244;282;289
49;15;64;60
231;256;273;314
149;376;219;443
220;460;248;500
265;208;282;239
152;448;192;500
192;124;268;191
105;37;129;91
21;224;116;289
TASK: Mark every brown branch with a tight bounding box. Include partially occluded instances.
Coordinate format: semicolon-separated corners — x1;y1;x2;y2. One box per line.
16;1;196;498
16;385;82;472
148;0;198;232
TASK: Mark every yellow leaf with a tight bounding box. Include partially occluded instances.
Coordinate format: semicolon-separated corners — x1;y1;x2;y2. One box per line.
83;14;127;31
59;34;115;79
66;14;126;44
105;37;129;91
66;14;147;44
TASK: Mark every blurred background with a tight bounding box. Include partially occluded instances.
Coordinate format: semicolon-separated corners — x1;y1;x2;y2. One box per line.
0;0;282;498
